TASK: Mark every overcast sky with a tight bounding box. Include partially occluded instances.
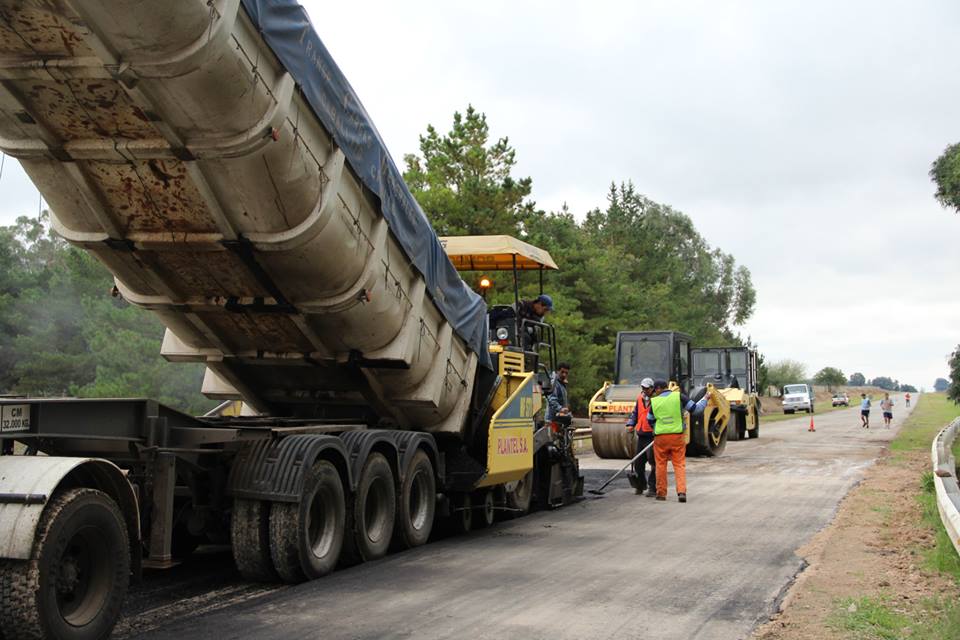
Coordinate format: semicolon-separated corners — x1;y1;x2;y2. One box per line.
2;0;958;389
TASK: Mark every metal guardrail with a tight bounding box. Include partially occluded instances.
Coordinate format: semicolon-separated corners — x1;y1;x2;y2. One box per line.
572;423;592;454
931;417;960;557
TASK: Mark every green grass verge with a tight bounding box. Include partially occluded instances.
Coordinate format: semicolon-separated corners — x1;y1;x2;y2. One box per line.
889;392;960;457
917;469;960;582
831;393;960;638
894;393;960;581
830;596;909;639
831;595;960;640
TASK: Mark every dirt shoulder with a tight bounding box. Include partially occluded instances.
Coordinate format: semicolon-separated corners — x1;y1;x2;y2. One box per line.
752;393;960;640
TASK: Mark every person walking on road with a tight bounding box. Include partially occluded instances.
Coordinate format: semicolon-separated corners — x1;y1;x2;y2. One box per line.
905;392;911;408
880;393;894;428
648;380;707;503
860;393;871;429
625;377;656;497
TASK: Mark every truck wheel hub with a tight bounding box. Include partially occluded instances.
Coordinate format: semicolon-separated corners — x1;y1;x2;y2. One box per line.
57;554;81;594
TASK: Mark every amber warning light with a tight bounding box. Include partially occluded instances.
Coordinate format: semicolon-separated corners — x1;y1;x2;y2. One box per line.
477;276;493;299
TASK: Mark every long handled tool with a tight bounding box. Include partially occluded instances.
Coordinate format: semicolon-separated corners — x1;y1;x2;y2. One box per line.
588;440;654;495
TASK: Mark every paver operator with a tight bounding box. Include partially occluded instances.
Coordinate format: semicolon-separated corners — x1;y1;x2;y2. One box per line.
516;294;553;350
517;294;553;324
647;380;707;503
625;377;657;497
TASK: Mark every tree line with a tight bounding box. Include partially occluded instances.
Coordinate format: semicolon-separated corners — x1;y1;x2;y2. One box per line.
404;106;757;410
759;362;916;394
0;106;760;414
0;214;211;413
6;106;947;413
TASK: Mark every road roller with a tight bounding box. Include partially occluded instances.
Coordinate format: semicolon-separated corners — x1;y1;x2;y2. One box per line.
588;331;731;458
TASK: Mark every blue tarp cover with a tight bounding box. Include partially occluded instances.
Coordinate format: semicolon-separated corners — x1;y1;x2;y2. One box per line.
240;0;490;368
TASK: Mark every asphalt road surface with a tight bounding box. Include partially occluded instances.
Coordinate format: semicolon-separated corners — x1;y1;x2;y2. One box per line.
118;394;912;640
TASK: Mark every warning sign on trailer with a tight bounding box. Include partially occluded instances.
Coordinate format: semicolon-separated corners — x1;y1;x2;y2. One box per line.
0;404;30;433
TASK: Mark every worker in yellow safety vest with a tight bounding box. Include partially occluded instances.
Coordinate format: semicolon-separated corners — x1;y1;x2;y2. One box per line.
647;380;707;503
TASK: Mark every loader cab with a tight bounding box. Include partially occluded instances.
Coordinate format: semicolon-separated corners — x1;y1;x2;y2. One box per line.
729;348;758;394
440;235;559;387
692;348;723;384
692;347;728;388
691;347;758;394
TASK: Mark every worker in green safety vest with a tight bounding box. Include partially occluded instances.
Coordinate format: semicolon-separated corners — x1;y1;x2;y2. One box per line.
648;380;708;503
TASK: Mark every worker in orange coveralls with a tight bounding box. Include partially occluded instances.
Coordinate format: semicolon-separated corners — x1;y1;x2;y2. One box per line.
647;380;707;503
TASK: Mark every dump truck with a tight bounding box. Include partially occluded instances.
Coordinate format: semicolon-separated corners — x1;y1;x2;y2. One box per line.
588;331;730;459
0;2;580;638
691;346;761;441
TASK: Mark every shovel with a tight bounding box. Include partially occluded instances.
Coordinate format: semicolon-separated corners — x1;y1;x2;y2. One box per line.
588;440;654;495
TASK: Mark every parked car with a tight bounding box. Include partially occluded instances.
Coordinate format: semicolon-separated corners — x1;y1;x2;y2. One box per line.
782;383;815;414
832;392;850;407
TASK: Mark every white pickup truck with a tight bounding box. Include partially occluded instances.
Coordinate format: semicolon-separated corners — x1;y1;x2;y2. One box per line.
782;383;815;414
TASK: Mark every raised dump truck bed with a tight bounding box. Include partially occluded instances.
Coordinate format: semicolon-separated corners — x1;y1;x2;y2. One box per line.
0;4;583;637
0;0;488;432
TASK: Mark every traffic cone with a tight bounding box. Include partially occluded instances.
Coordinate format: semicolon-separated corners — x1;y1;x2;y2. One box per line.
808;416;815;432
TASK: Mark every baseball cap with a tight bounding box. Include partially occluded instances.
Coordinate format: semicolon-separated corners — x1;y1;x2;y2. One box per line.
640;377;654;389
536;294;554;310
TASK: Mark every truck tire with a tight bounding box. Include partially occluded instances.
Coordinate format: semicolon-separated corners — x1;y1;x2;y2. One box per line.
728;413;745;441
231;499;278;582
691;414;727;457
171;501;201;560
505;469;534;515
394;450;435;549
0;488;129;640
707;419;728;457
747;411;760;439
343;453;396;563
269;460;346;583
727;418;740;441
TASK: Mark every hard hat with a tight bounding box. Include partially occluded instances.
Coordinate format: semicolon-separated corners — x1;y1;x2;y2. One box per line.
536;294;553;310
640;377;654;389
